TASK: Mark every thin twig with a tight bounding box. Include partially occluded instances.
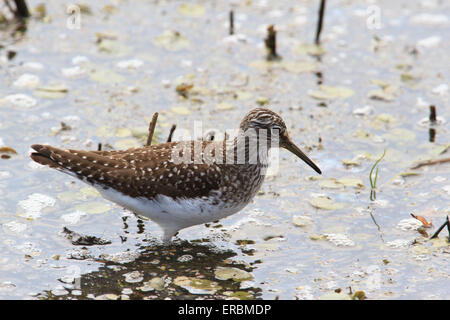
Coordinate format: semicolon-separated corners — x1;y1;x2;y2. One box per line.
167;124;177;143
229;10;234;35
146;112;159;146
314;0;326;45
429;128;436;143
410;157;450;170
429;216;449;239
447;217;450;238
13;0;30;18
264;25;281;61
429;105;437;123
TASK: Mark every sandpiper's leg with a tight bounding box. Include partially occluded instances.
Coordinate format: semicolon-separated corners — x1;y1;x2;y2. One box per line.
162;227;179;244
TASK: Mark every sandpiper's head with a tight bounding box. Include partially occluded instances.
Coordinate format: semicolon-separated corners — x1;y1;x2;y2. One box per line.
240;108;322;174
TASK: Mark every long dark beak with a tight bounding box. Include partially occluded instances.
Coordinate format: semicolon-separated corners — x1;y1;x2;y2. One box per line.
281;136;322;174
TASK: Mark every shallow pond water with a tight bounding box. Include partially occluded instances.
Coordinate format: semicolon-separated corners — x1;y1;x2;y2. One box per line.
0;0;449;299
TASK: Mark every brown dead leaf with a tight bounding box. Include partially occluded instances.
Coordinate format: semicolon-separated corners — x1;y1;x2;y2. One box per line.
175;83;194;98
417;228;429;237
0;146;18;158
411;213;432;228
0;147;18;154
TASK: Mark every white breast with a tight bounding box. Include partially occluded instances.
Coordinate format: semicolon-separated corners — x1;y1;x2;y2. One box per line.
96;186;247;241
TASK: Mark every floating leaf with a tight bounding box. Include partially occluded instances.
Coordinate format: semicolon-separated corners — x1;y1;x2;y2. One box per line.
138;277;165;292
131;127;149;141
342;159;361;166
173;276;221;295
216;102;235;111
319;179;342;189
89;66;125;84
154;30;190;51
96;125;113;137
75;202;111;214
308;85;354;100
376;113;397;123
401;73;416;83
294;43;326;56
409;245;432;255
214;267;253;282
223;291;254;300
33;3;47;18
115;128;132;138
382;128;416;143
34;84;69;99
368;81;398;101
175;83;194;98
102;5;118;14
281;61;317;73
178;4;205;17
309;197;345;210
292;215;313;227
171;106;191;115
114;139;140;149
319;292;352;300
95;31;118;42
430;238;450;248
234;91;253;100
250;60;315;73
249;60;274;71
98;39;132;57
77;3;92;14
190;86;211;96
368;89;395;101
338;178;364;188
79;187;100;198
57;191;86;202
309;234;327;241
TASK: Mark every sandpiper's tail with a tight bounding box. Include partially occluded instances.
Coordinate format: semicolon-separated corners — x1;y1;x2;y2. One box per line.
30;144;65;169
30;144;123;184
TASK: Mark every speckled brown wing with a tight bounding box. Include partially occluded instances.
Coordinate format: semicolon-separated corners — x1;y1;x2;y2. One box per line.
30;142;223;200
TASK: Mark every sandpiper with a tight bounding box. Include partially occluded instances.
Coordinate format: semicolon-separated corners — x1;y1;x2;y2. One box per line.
30;108;321;242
